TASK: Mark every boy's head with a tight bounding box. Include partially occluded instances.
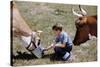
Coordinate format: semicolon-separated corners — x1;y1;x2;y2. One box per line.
52;23;63;31
52;23;63;36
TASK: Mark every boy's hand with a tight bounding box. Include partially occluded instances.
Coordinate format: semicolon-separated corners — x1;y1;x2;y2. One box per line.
43;43;55;51
43;44;54;51
50;44;55;48
43;48;48;51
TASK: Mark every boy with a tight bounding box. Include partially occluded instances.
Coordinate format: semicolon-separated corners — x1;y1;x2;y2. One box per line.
44;23;73;61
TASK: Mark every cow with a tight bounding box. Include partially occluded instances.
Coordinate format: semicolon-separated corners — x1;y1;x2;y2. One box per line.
72;6;97;46
11;1;44;58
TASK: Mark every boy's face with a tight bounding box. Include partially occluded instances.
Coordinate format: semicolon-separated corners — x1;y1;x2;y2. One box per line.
53;30;61;36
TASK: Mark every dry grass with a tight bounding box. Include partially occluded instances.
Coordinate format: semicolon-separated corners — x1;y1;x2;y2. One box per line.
12;1;97;66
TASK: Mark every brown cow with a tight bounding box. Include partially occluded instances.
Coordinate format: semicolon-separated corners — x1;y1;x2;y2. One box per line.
72;7;97;45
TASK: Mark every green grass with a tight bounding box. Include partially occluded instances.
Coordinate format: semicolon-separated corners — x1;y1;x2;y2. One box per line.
12;1;97;66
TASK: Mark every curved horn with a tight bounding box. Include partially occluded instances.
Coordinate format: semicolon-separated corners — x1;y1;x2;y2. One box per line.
81;8;87;15
72;8;83;17
79;5;87;15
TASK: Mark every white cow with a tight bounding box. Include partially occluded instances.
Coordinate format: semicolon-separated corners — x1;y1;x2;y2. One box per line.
11;2;43;58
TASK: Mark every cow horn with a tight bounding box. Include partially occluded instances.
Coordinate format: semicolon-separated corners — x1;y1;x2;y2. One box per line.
80;8;87;15
79;5;87;16
72;8;83;17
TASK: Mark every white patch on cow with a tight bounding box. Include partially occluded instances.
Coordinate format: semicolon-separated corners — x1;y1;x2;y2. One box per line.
88;33;97;40
21;32;36;48
21;35;31;47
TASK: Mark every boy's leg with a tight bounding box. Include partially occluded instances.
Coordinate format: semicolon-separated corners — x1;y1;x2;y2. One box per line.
50;52;58;61
53;47;67;60
50;46;72;61
62;46;72;61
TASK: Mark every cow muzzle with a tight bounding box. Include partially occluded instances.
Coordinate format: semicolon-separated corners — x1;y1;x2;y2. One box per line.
21;32;44;58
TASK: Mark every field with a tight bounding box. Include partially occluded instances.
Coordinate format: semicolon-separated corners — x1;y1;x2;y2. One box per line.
12;1;97;66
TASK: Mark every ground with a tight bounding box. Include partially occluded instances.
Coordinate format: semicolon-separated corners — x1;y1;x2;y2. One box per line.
12;1;97;66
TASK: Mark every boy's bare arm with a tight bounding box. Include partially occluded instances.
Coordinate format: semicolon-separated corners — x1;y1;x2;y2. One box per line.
43;43;66;51
55;43;66;48
43;43;54;51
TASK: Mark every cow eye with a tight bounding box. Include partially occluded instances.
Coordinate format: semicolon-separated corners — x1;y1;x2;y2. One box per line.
37;39;41;46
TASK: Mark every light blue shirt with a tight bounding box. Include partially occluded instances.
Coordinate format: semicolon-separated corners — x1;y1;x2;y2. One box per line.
55;31;72;46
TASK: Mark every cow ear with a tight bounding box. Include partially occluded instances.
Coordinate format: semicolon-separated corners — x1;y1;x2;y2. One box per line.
36;30;43;36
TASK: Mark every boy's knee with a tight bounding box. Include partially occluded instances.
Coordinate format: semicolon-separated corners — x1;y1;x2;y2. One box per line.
66;46;72;53
54;47;62;52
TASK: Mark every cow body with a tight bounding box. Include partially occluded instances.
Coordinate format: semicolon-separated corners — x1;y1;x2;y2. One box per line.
11;2;44;58
12;2;32;37
72;7;97;45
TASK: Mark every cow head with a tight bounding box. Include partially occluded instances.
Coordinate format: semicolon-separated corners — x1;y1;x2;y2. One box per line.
34;30;43;46
72;7;90;45
29;30;43;48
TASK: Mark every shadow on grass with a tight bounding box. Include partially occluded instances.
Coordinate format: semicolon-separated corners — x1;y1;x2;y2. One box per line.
12;51;36;60
12;51;54;60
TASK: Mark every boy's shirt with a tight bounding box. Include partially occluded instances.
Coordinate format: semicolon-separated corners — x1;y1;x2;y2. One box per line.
54;31;72;46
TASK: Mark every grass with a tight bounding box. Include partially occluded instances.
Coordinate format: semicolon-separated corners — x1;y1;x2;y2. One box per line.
12;1;97;66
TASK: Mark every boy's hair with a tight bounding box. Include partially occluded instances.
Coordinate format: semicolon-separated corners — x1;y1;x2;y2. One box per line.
52;23;63;31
